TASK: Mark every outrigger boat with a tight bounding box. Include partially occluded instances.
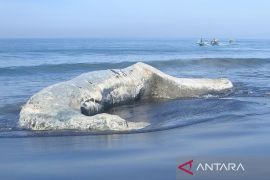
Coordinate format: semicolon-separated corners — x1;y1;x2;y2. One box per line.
197;38;207;46
210;38;219;46
229;39;234;44
198;38;235;46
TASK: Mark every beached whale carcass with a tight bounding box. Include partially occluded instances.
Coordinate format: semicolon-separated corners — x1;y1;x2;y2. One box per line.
19;62;233;131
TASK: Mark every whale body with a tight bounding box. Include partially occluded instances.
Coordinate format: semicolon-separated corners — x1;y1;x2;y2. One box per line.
19;62;233;131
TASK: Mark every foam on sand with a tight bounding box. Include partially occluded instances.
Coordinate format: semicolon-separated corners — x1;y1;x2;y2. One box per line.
19;62;233;131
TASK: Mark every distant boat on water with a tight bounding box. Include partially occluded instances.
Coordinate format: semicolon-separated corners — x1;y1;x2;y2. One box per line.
229;39;234;44
210;38;219;46
197;38;207;46
197;38;235;46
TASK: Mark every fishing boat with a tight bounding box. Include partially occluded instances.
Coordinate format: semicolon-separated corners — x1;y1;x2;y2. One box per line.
211;38;219;46
197;38;207;46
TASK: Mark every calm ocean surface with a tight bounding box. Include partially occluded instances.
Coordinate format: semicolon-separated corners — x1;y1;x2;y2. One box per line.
0;39;270;179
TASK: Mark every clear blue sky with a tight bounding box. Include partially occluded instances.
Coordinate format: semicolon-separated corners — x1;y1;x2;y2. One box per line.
0;0;269;38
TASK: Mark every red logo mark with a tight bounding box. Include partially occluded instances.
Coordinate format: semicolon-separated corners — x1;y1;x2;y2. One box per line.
178;160;194;175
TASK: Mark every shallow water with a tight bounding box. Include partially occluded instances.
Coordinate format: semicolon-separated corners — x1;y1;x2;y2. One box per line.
0;39;270;179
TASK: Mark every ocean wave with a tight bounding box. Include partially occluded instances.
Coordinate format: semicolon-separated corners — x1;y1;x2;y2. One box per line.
1;58;270;76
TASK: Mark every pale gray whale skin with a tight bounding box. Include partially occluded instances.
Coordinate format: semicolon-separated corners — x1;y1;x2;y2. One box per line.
19;62;233;131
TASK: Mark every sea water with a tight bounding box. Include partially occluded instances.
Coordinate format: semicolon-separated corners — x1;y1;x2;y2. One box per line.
0;39;270;179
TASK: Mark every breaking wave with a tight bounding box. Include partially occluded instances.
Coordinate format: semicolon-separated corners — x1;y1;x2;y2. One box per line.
1;58;270;76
